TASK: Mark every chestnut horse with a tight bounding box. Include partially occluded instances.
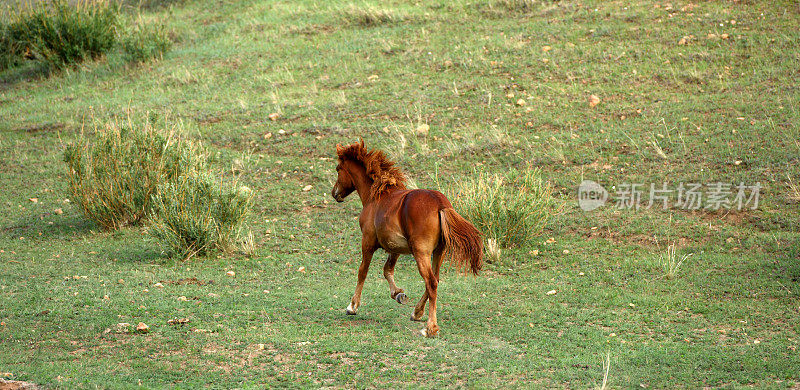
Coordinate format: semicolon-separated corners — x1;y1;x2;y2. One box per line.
331;140;483;337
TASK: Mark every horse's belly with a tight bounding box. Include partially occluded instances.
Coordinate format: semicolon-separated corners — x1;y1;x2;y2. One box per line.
379;232;411;254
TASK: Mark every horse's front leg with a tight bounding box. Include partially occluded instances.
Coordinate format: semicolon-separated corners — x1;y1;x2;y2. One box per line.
384;253;408;304
346;241;377;315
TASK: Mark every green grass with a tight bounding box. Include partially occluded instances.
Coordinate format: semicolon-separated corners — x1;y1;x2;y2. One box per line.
1;0;800;388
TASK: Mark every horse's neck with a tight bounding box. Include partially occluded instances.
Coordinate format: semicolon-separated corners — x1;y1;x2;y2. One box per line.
349;164;374;206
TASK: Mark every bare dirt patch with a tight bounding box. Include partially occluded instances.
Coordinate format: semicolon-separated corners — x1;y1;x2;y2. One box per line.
0;379;41;390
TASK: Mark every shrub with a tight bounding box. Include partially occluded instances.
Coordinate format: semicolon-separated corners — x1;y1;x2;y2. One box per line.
444;168;556;249
0;23;25;70
63;119;205;230
3;0;119;70
120;21;171;63
1;0;173;73
147;171;253;259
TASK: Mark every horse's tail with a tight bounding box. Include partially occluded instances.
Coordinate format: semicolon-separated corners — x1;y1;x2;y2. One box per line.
439;208;483;275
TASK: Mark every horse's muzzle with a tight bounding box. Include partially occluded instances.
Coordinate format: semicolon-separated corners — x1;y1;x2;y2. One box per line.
331;186;344;202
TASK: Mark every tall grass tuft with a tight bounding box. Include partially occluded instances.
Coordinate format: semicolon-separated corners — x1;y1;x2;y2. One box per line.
338;5;405;27
443;168;555;249
120;20;171;63
147;171;252;259
63;119;205;230
659;243;693;280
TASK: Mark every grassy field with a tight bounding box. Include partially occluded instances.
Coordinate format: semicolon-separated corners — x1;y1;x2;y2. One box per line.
2;0;800;388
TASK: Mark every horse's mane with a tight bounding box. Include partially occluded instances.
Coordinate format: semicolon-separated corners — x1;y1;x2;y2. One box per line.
336;140;407;201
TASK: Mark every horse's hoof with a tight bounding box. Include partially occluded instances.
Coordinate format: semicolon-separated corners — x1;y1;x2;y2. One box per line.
394;293;409;305
345;303;357;315
410;315;424;322
421;328;438;338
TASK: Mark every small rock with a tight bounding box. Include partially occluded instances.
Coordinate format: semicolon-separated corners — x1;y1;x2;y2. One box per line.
178;296;188;301
298;266;306;273
562;249;570;254
546;290;557;295
302;185;313;192
589;94;601;108
542;45;552;52
208;293;220;298
516;99;526;106
54;208;63;215
136;322;149;333
154;282;164;288
226;271;236;277
28;198;38;203
268;113;279;121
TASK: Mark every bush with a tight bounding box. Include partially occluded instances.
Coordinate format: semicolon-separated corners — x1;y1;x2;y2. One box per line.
120;21;171;63
444;168;556;249
0;23;25;70
1;0;172;73
2;0;119;70
63;119;205;230
147;171;252;259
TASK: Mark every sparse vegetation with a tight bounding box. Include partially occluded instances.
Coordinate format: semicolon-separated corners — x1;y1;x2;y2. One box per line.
445;168;556;249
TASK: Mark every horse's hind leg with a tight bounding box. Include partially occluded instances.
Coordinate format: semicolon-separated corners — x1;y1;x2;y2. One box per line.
384;253;408;304
346;241;376;315
411;247;443;323
412;248;440;337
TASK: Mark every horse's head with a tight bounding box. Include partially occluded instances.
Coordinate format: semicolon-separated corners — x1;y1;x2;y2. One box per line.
332;151;355;203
